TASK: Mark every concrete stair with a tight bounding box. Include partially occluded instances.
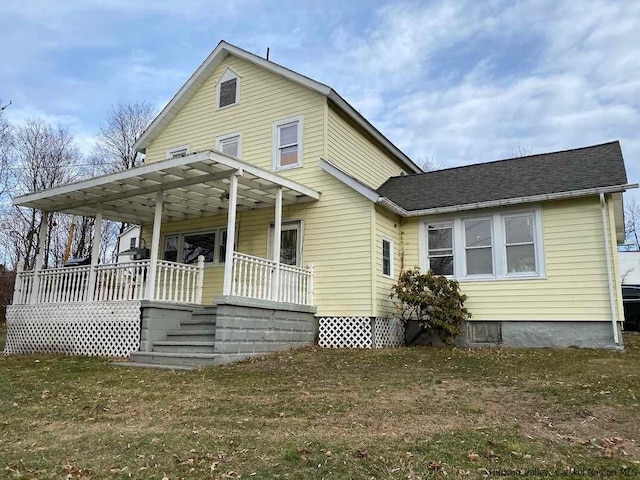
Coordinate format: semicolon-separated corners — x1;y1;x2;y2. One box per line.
123;305;240;369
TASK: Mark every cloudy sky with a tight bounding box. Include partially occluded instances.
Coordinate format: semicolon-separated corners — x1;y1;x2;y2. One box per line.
1;0;638;201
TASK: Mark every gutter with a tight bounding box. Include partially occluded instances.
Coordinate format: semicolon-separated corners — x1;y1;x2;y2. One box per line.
378;183;639;217
600;193;620;345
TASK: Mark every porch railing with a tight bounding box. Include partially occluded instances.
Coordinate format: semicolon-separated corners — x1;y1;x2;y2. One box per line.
12;257;204;305
231;251;314;306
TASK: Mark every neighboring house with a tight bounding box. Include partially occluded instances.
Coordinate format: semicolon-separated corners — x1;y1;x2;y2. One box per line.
116;225;142;263
3;41;637;367
619;250;640;332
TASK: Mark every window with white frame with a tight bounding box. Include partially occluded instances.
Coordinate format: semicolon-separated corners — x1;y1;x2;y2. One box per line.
273;116;303;170
217;68;239;109
426;222;454;276
166;145;190;160
464;218;494;275
269;221;302;266
382;238;393;277
504;214;537;274
216;133;242;158
423;209;543;281
163;228;230;264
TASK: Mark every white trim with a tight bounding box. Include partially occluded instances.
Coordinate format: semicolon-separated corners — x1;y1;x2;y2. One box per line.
272;115;304;171
132;41;421;174
216;132;243;158
378;183;639;217
318;158;379;202
165;145;190;160
381;237;394;278
216;67;240;110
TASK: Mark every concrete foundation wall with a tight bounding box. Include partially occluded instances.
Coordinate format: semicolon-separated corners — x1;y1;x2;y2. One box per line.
139;302;195;352
213;296;317;354
406;320;623;349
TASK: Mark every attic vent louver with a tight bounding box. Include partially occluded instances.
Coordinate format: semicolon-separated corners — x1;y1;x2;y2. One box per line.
219;78;237;108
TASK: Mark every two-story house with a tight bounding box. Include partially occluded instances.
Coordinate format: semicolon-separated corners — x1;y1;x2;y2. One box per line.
5;41;636;368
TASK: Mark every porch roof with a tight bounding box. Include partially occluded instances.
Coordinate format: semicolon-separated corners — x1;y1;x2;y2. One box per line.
12;150;321;224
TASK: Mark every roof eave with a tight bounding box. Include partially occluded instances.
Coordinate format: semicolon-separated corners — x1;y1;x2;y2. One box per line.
378;183;639;217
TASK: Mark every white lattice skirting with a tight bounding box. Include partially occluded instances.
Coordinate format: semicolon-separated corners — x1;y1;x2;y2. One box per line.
318;317;405;349
3;301;141;357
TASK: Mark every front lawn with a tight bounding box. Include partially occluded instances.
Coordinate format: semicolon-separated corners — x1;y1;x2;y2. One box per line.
1;329;639;479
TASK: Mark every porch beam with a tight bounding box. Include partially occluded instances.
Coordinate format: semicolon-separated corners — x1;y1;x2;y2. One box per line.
222;171;240;295
30;211;49;304
146;191;164;300
272;188;283;302
86;208;103;301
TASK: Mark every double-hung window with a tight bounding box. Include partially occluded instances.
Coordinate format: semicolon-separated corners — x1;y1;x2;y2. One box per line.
273;116;303;170
427;222;454;276
504;214;537;274
163;228;230;265
464;218;493;275
216;133;242;158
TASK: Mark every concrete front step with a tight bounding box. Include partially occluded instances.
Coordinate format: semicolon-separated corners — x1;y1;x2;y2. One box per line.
153;340;216;354
165;329;217;342
113;361;196;370
129;351;266;368
179;318;217;331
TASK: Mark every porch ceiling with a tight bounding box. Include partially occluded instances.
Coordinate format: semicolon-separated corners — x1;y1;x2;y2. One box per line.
12;151;321;223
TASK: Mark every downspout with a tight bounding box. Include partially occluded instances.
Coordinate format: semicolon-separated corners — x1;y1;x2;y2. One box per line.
600;193;620;345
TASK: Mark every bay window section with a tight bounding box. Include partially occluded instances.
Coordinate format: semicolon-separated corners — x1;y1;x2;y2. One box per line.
427;222;454;276
464;218;493;275
504;214;536;274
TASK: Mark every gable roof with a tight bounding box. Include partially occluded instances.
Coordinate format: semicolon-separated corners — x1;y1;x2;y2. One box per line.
377;141;633;213
134;41;421;174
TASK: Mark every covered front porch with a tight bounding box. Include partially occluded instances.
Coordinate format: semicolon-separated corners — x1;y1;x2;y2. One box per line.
5;150;320;362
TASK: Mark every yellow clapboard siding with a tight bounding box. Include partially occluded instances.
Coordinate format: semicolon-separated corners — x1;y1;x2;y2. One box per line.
401;196;619;321
327;106;410;189
374;205;402;317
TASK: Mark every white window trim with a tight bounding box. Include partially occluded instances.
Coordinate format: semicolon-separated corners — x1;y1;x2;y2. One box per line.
216;67;241;110
162;227;232;265
272;115;304;171
165;145;190;160
462;216;495;279
215;132;243;158
382;237;394;278
268;220;304;267
425;221;455;278
420;206;546;282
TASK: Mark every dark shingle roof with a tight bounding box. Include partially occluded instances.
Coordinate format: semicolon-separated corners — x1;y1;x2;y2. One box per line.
377;141;628;211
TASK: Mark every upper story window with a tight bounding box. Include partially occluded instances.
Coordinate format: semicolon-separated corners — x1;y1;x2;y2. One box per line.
129;237;137;249
423;209;544;281
273;116;303;171
382;238;393;277
216;132;242;158
166;145;190;160
217;68;240;109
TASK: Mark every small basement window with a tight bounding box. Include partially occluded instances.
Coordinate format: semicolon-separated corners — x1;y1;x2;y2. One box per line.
217;68;240;109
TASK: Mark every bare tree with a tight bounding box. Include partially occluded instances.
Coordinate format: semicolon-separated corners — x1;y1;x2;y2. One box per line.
0;100;13;198
511;142;533;158
93;101;155;173
415;154;446;172
625;198;640;251
8;119;81;268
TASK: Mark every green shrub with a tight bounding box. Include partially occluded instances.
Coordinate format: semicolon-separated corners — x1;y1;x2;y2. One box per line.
391;268;471;345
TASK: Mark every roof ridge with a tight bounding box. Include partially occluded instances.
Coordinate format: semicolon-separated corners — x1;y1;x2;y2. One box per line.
386;140;621;180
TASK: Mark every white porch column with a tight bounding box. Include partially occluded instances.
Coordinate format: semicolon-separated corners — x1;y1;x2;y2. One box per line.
271;187;283;302
30;211;49;304
86;208;103;301
12;261;24;305
146;190;164;301
223;172;239;296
